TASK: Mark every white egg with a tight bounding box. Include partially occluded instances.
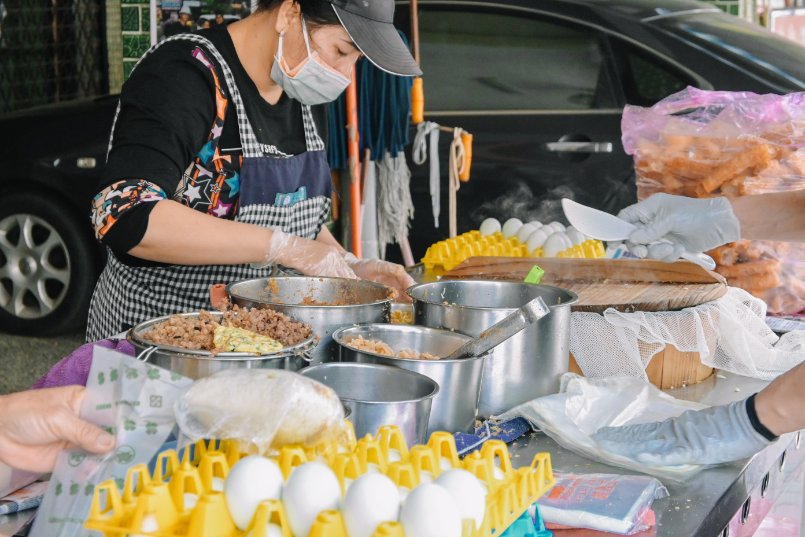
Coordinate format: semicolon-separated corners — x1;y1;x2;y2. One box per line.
183;493;199;510
418;470;434;484
565;227;585;246
439;456;454;472
543;233;568;257
501;218;523;238
212;477;225;492
526;228;550;254
527;220;543;229
398;486;410;504
435;470;488;529
400;483;462;537
343;474;401;537
387;449;402;463
246;523;283;537
493;466;506;481
225;456;284;530
478;218;501;236
515;224;537;244
548;221;566;233
282;462;340;537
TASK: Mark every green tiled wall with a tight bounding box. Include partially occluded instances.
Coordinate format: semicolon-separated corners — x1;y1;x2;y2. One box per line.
120;1;151;80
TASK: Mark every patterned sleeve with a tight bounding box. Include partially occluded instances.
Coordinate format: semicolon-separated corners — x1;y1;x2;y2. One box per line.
91;179;168;240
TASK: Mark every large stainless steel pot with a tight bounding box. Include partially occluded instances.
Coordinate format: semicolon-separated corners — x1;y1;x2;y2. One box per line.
408;280;578;417
333;324;486;434
227;277;393;364
301;362;438;447
128;312;317;379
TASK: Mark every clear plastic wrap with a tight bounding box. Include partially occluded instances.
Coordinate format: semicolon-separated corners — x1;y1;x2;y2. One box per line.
622;87;805;314
538;473;668;535
498;374;707;482
174;369;348;455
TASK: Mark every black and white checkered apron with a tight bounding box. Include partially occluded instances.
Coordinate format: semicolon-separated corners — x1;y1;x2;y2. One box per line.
86;34;331;341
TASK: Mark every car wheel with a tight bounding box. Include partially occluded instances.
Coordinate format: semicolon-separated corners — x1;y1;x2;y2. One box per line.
0;192;99;336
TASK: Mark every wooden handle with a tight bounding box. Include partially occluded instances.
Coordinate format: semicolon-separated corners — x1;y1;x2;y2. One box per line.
411;77;424;124
459;132;473;182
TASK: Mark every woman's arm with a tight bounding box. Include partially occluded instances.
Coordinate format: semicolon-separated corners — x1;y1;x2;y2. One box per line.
129;200;271;265
755;360;805;435
731;190;805;242
128;200;356;277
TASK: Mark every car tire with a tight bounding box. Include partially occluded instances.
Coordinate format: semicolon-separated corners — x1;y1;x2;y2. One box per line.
0;192;99;336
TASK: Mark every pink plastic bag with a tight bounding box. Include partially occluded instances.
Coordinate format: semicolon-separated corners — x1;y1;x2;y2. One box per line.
622;87;805;314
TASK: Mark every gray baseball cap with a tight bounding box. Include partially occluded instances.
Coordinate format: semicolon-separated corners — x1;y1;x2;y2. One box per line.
329;0;422;76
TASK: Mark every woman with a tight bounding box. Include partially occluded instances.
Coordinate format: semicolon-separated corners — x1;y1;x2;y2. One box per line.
88;0;420;340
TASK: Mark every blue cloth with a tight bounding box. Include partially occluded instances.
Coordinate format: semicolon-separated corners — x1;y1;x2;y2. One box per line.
454;417;532;456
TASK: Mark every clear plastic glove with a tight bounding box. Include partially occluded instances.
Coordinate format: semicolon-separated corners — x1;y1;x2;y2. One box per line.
592;397;771;466
618;193;741;262
344;253;416;299
253;229;357;279
0;386;116;472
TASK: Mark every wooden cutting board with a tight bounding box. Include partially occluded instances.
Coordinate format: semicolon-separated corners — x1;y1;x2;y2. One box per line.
441;257;728;313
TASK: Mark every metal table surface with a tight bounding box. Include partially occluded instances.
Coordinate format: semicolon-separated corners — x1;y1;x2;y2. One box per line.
509;372;805;537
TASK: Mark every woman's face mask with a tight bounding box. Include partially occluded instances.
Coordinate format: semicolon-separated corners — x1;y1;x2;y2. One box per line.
270;16;351;105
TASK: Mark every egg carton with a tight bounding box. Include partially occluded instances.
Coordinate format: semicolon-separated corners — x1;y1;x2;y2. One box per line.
422;231;605;271
85;425;554;537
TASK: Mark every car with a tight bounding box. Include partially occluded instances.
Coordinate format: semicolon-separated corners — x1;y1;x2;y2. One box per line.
0;95;118;335
3;0;805;335
387;0;805;262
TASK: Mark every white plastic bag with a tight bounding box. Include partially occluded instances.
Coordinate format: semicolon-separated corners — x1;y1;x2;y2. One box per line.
175;369;347;454
571;287;805;381
498;374;707;482
539;473;668;534
30;345;192;537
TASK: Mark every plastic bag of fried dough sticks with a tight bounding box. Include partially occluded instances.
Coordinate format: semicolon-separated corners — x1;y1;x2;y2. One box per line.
622;87;805;314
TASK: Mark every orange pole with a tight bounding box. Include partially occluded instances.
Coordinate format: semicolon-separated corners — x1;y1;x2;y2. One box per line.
346;69;362;257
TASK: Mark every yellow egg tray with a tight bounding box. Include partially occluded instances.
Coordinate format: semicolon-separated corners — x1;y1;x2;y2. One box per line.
85;424;554;537
422;231;605;271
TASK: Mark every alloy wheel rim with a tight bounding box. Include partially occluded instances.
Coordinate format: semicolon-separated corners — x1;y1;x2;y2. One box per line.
0;214;71;319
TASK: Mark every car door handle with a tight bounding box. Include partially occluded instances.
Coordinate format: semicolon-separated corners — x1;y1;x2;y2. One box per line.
546;141;613;154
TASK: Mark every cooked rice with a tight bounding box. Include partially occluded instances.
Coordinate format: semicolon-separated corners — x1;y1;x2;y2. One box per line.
346;336;441;360
141;307;312;351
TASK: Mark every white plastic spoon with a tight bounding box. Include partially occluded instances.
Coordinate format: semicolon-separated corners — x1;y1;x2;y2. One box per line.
561;199;716;270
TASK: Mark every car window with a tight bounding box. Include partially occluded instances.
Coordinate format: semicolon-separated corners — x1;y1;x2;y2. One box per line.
418;8;617;111
657;11;805;90
609;39;696;106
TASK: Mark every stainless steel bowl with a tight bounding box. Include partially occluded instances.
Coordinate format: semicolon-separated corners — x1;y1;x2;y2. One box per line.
408;280;578;417
128;312;317;379
333;324;486;434
301;362;438;447
227;277;394;364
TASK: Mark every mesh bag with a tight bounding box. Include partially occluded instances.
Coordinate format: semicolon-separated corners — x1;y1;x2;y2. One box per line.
570;287;805;381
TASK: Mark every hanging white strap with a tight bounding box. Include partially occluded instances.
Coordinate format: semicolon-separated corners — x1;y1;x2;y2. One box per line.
413;121;441;228
448;127;467;239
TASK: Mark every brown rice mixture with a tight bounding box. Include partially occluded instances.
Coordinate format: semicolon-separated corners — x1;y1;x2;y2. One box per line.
346;336;440;361
142;307;312;351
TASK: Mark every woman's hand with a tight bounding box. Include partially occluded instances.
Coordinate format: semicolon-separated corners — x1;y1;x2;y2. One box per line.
0;386;116;473
256;229;357;278
345;255;416;299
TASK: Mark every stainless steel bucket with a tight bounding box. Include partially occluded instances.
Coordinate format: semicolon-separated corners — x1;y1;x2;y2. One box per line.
227;277;394;364
128;312;317;379
408;280;578;417
301;362;438;447
333;324;486;434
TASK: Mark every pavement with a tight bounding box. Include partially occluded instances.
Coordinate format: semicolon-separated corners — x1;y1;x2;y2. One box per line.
0;330;85;394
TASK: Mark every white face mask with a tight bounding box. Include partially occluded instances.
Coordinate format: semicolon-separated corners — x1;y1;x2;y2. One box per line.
270;16;351;105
